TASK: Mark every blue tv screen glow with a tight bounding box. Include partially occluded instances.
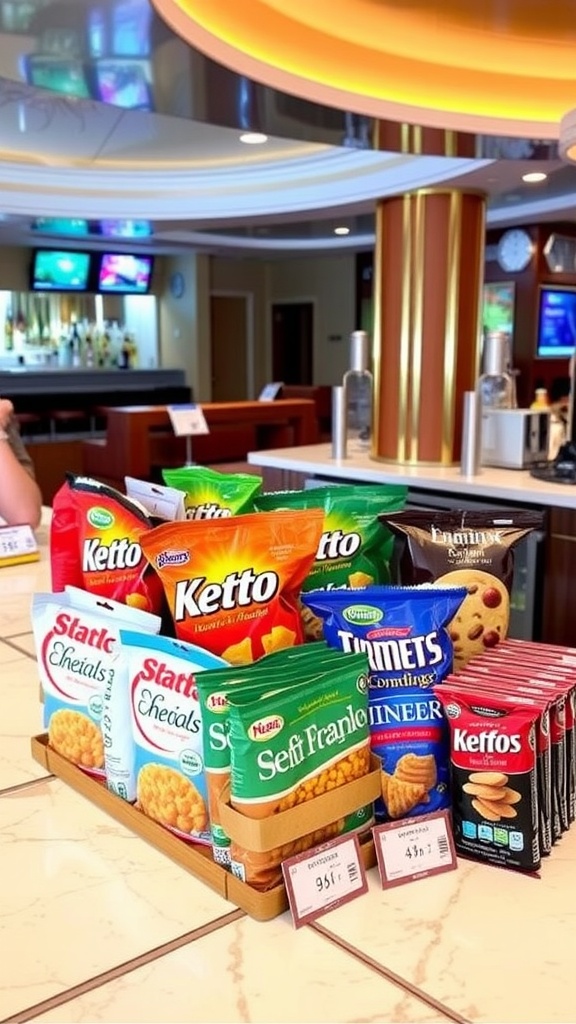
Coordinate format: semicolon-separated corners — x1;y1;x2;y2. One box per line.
537;287;576;358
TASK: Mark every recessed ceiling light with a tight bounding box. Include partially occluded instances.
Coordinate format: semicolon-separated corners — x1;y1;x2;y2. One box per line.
334;226;350;235
522;171;548;183
239;132;268;144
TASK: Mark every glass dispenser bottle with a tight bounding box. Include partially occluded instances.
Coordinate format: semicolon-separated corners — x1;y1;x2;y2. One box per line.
343;329;373;453
477;331;514;409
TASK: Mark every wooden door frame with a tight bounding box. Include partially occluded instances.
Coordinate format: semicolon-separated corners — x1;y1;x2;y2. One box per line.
210;290;255;400
268;297;316;384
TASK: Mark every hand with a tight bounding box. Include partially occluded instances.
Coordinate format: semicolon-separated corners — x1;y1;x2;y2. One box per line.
0;399;14;432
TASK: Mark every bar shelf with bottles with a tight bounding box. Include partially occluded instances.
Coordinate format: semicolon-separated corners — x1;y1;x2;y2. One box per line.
0;290;157;371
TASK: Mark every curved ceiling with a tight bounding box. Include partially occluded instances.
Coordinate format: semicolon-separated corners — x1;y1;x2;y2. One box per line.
0;0;572;255
154;0;576;136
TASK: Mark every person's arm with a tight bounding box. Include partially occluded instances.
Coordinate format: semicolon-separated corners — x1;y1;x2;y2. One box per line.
0;400;43;529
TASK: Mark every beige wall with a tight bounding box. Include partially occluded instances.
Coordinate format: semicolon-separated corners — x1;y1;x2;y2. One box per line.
159;253;211;400
268;253;356;384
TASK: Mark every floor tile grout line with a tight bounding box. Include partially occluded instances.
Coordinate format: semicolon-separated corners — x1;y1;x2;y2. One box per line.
1;636;37;661
2;907;246;1024
309;921;471;1024
0;774;54;797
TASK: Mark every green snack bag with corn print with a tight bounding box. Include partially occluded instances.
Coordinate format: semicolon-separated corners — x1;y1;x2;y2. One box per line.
162;465;262;519
255;484;407;639
226;652;373;891
196;650;351;868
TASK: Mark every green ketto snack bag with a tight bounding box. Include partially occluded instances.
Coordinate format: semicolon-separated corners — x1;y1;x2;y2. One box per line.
255;485;407;638
162;466;262;519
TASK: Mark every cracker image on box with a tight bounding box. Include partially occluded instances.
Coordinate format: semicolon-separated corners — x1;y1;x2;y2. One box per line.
122;629;227;844
48;708;104;771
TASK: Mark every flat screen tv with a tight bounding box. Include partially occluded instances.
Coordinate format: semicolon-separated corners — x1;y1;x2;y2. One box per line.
94;59;152;110
482;282;515;337
536;286;576;358
24;56;91;99
97;252;153;294
99;219;152;239
30;249;91;292
32;217;90;237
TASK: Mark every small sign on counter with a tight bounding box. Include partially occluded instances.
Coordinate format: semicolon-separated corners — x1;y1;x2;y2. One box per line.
373;810;457;890
0;524;40;567
282;833;368;928
167;404;209;437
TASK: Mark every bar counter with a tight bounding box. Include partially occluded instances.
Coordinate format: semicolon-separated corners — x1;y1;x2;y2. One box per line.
1;510;575;1023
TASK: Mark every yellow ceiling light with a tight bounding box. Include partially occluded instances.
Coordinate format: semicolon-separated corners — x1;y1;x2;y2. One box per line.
153;0;576;136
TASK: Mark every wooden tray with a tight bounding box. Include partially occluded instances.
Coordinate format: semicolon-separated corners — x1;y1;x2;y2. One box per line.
31;734;377;922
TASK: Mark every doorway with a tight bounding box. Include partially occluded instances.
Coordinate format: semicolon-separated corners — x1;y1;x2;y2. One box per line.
272;302;313;385
210;293;252;401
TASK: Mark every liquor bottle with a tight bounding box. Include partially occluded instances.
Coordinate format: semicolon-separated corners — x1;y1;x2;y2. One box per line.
343;330;373;453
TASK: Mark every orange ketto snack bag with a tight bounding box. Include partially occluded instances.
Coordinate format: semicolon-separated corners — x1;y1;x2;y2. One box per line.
140;509;324;664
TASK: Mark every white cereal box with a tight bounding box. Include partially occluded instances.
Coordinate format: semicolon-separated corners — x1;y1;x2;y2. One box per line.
120;630;226;844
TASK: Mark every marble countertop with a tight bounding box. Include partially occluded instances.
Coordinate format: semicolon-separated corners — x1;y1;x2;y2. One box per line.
248;442;576;508
2;512;574;1023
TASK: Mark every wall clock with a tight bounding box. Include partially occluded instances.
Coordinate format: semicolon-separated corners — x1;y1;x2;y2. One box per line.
169;271;185;298
496;229;533;273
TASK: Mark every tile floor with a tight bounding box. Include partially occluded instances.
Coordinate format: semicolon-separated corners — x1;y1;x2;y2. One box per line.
1;517;573;1024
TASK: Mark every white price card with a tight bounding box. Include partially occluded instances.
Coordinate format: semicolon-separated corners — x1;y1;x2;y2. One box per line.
373;810;457;890
282;834;368;929
0;523;39;567
167;404;209;437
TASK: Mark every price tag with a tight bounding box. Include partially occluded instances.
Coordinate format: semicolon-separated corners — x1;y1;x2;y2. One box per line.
373;810;457;890
0;523;39;567
167;404;209;437
282;833;368;928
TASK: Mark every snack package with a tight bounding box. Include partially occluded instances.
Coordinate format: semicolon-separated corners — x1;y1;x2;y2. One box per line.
139;508;324;663
441;671;553;855
119;630;227;842
32;586;161;778
435;682;541;872
162;466;262;519
124;477;187;522
301;585;467;821
196;647;353;866
255;485;407;640
226;654;373;890
383;508;543;669
50;475;167;618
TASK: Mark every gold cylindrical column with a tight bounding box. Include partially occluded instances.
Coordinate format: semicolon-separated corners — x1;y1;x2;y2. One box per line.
372;189;486;465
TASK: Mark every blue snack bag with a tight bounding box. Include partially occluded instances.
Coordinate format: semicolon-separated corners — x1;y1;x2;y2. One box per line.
301;585;466;821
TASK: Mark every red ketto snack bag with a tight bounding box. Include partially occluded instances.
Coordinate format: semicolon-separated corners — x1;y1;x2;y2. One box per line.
50;475;166;617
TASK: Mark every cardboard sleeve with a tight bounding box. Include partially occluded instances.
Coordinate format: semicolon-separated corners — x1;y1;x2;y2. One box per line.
218;753;382;852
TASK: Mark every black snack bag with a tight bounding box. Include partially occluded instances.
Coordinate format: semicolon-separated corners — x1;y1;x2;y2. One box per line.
382;509;543;669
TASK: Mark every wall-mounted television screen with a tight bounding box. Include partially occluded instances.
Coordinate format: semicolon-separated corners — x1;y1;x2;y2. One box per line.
97;253;153;294
24;56;91;99
99;219;152;239
94;59;152;110
536;286;576;358
32;217;90;237
30;249;92;292
482;282;515;337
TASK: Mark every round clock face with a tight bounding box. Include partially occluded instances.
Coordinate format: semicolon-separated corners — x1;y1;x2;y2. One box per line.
496;229;533;273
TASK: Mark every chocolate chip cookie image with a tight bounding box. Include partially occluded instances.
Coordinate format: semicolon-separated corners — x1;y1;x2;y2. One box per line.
435;569;510;670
